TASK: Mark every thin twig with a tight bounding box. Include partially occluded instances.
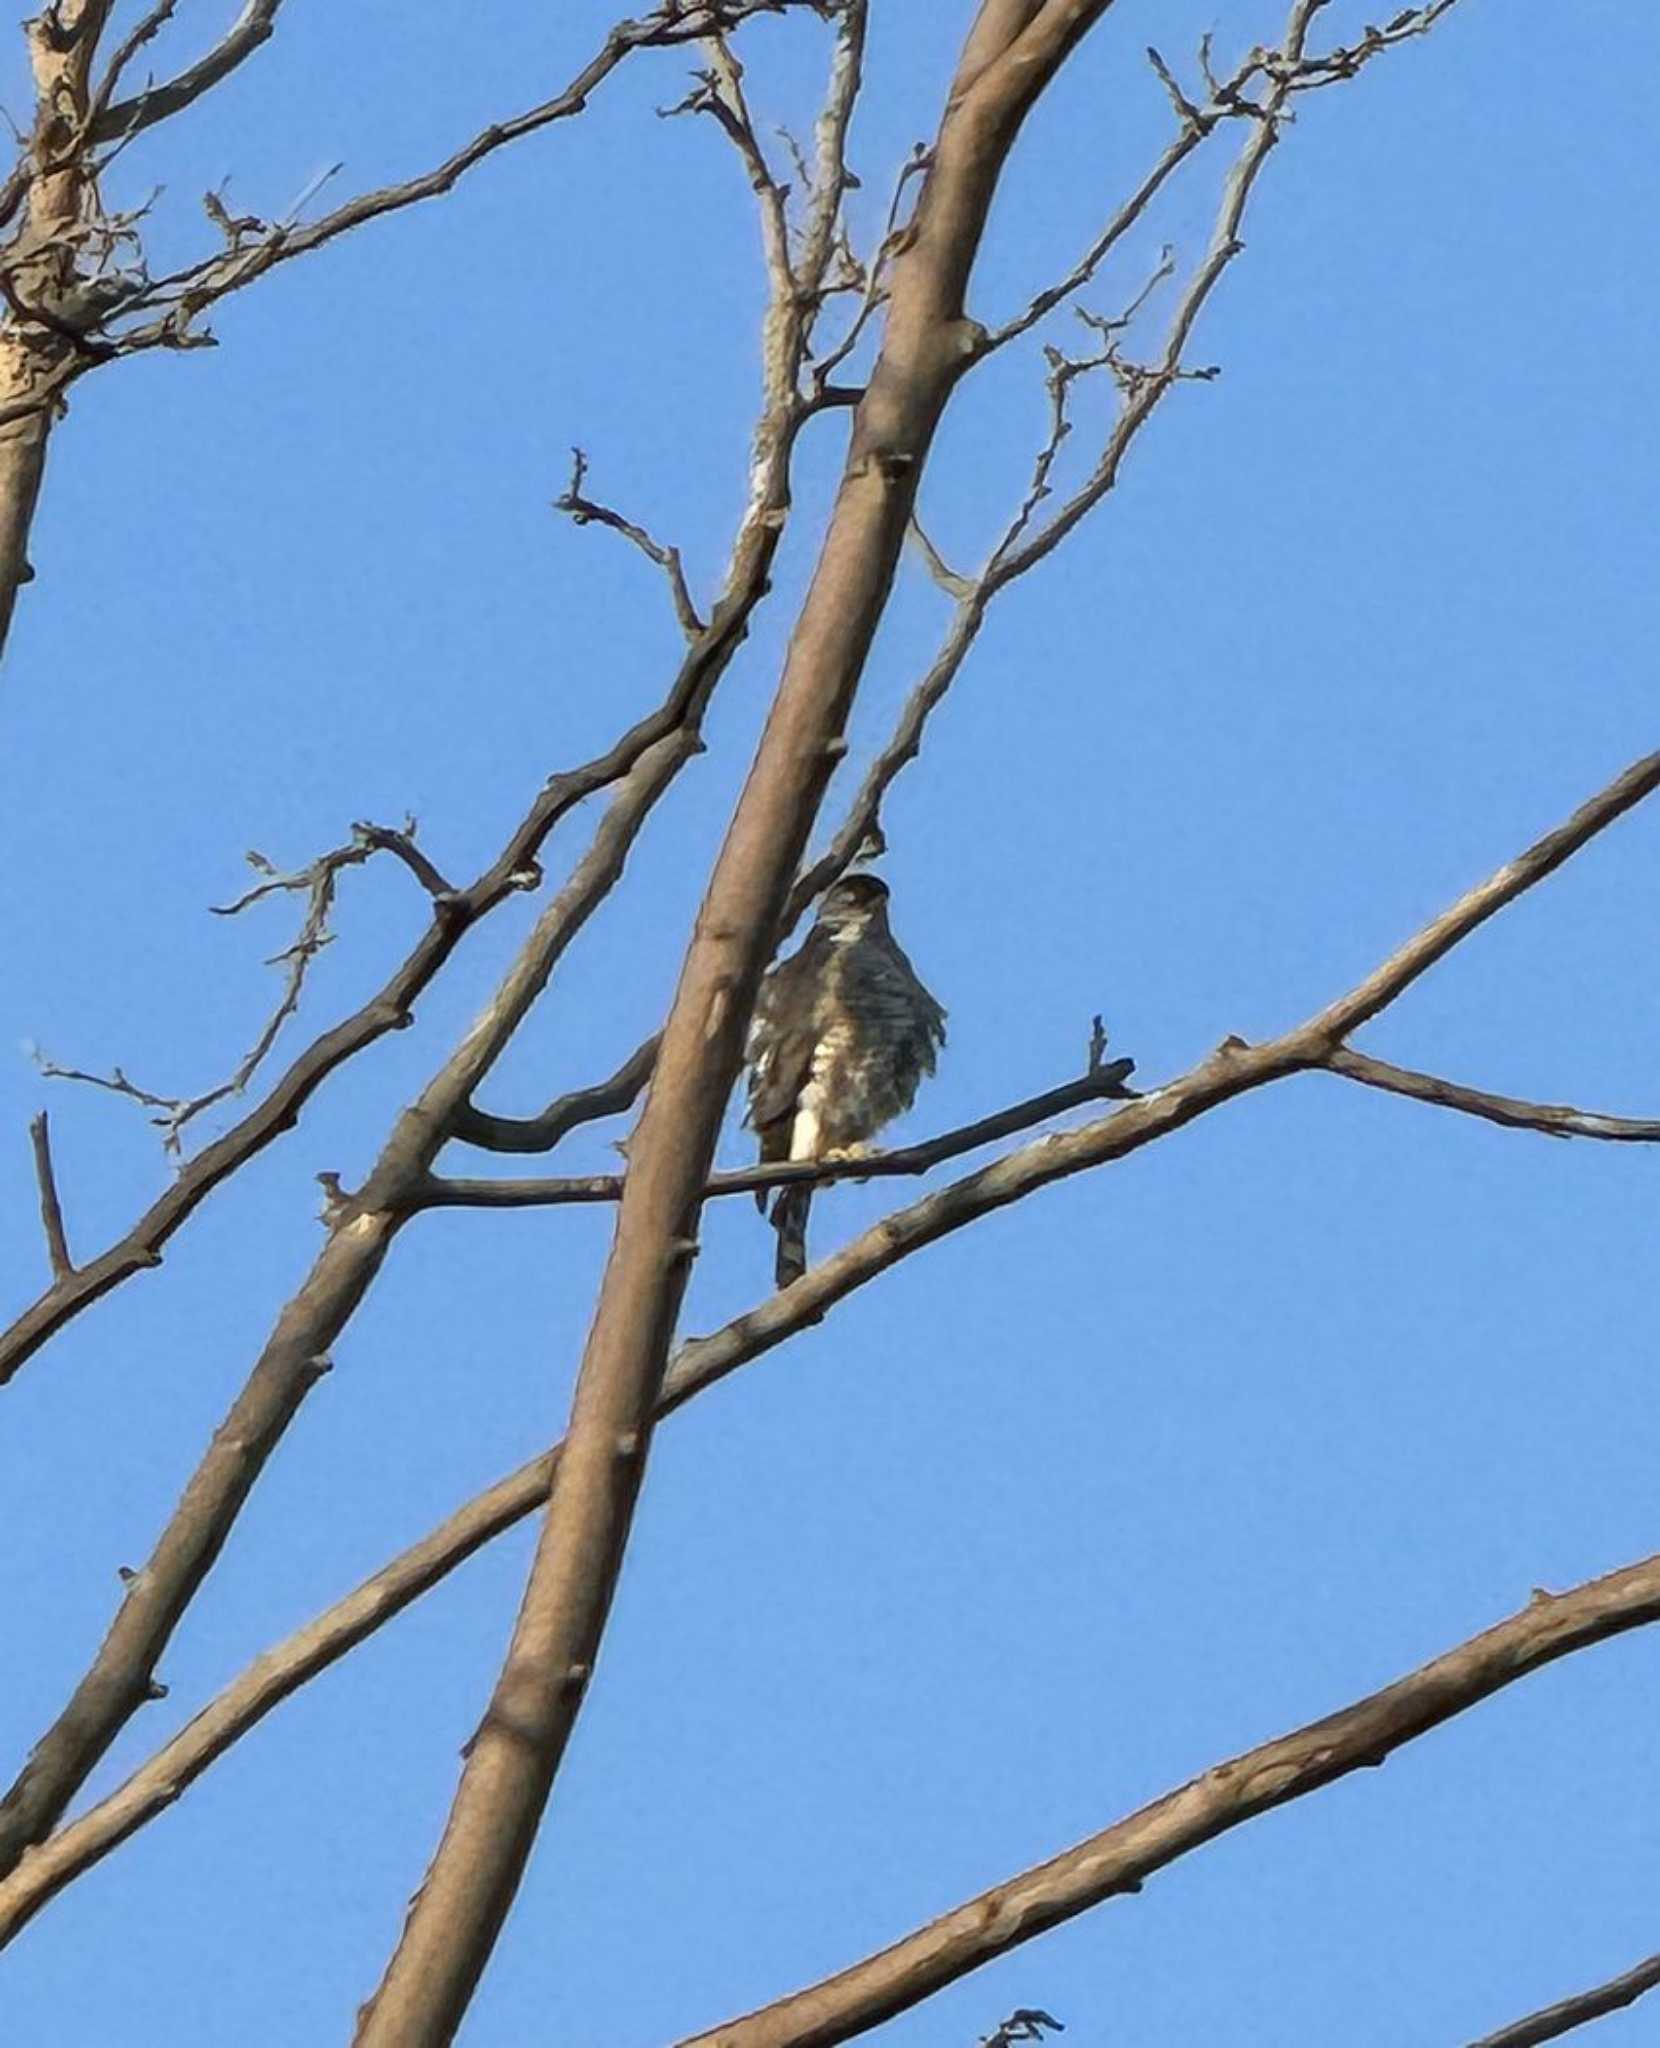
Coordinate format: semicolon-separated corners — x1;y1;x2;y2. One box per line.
792;0;867;335
1285;0;1464;91
36;821;445;1155
907;512;974;599
809;140;928;392
557;446;704;639
27;1112;72;1280
990;249;1176;570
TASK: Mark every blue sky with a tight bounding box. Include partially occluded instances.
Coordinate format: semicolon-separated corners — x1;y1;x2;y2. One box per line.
3;1;1658;2042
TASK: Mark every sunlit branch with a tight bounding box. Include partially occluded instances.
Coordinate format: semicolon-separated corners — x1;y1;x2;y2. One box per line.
678;1557;1660;2046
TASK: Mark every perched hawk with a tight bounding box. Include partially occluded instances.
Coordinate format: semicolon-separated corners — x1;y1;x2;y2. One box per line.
744;874;946;1289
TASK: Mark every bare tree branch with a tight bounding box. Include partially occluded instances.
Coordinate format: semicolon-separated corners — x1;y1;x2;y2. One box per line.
351;9;1125;2041
27;1111;71;1279
0;0;121;661
0;675;710;1386
987;1;1311;589
0;0;824;659
103;0;813;335
82;0;183;144
557;445;704;640
451;3;876;1163
451;1034;663;1156
1468;1949;1660;2048
675;1557;1660;2047
792;0;867;329
36;820;444;1154
1296;750;1660;1043
94;0;286;141
796;0;1470;914
1285;0;1464;89
1324;1047;1660;1145
0;724;699;1878
0;0;845;1878
419;1051;1138;1209
976;39;1251;357
5;734;1651;1934
0;1063;1153;1945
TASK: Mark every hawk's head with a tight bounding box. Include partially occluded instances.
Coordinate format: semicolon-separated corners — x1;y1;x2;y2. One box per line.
816;872;889;939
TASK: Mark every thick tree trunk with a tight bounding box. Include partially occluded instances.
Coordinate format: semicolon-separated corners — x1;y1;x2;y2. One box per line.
352;6;1116;2044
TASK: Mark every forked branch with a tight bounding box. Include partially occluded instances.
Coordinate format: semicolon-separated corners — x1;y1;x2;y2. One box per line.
94;0;288;141
557;445;704;639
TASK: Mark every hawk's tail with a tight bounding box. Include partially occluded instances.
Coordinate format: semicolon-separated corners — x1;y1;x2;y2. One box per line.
770;1185;811;1289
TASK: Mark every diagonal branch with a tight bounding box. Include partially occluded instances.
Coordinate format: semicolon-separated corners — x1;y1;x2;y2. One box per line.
0;631;739;1387
797;0;1475;909
351;8;1124;2041
675;1556;1660;2047
791;0;867;336
1467;1949;1660;2048
1298;749;1660;1042
1323;1047;1660;1144
0;0;841;1881
0;724;704;1882
94;0;286;141
82;0;184;143
557;445;704;639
